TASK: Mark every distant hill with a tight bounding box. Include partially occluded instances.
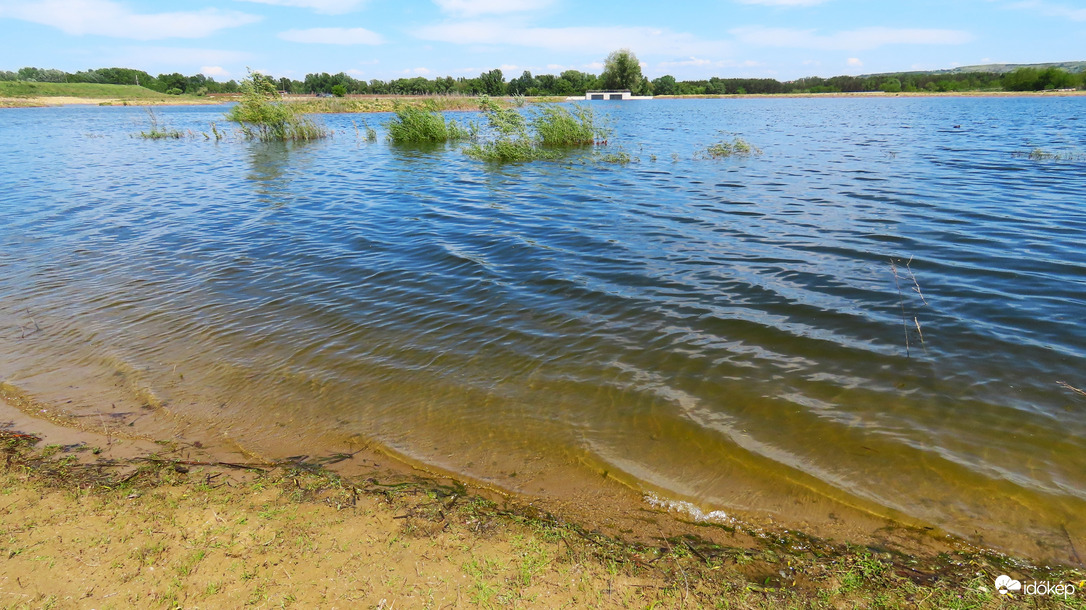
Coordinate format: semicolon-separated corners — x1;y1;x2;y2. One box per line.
943;61;1086;74
863;61;1086;78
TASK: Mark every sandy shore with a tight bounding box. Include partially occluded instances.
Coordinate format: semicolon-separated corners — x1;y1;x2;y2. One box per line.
2;385;1083;608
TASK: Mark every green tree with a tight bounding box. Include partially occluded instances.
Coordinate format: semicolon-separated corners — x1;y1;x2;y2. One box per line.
331;84;347;97
1003;68;1041;91
558;70;594;95
651;75;677;95
158;72;188;93
508;70;538;95
1038;67;1074;89
599;49;643;91
879;78;902;93
479;69;506;96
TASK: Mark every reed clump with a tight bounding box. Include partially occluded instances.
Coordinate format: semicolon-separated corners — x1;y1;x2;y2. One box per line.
465;97;609;163
385;103;473;144
226;70;330;142
532;105;605;146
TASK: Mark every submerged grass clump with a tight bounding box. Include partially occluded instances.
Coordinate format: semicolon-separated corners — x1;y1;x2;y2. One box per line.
598;151;632;164
137;108;183;139
1012;147;1086;161
465;96;609;163
696;137;762;159
226;70;330;142
385;103;473;144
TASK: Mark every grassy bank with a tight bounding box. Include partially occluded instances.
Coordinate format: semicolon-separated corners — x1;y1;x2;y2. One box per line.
0;81;188;100
1;429;1082;609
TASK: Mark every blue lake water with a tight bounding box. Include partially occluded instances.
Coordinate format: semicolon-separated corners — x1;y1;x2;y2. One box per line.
1;97;1084;562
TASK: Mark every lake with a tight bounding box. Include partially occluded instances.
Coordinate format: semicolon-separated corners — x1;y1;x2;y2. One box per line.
1;97;1084;563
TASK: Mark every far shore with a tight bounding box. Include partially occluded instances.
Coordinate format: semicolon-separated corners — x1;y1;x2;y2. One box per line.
3;89;1084;110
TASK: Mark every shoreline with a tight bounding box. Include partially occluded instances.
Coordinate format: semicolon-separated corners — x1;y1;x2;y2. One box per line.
2;383;1084;607
2;89;1083;110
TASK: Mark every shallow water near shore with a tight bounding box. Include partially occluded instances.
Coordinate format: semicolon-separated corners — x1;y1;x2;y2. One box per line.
1;98;1084;563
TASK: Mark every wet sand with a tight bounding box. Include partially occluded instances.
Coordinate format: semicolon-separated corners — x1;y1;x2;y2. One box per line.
4;390;1084;608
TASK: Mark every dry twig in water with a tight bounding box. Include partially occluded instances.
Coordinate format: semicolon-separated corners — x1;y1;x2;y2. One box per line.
1057;381;1086;398
890;258;910;358
905;257;927;305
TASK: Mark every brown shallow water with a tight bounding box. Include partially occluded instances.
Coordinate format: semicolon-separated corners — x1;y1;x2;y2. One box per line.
1;98;1085;564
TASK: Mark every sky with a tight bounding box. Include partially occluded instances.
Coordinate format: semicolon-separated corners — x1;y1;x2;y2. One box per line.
0;0;1084;83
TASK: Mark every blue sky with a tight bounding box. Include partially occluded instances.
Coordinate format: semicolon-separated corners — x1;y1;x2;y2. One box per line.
1;0;1083;82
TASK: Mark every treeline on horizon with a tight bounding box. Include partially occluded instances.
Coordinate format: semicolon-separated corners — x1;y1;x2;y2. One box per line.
3;64;1083;97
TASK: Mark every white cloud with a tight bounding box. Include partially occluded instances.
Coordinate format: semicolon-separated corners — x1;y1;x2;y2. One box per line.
433;0;553;16
92;47;252;74
736;0;831;5
657;57;763;73
415;21;732;56
730;26;973;50
114;46;252;67
235;0;367;14
847;57;863;66
402;67;432;75
279;27;384;44
1005;0;1086;20
659;56;717;68
200;65;230;77
0;0;260;39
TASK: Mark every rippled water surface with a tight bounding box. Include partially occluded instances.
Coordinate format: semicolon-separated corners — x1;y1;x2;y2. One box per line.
2;98;1085;560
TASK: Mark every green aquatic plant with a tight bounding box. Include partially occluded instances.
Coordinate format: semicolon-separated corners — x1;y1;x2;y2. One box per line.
531;104;607;146
464;96;537;162
696;137;761;159
226;69;330;142
1012;147;1086;161
350;119;379;144
385;103;473;144
137;108;183;139
465;97;608;163
598;151;632;164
